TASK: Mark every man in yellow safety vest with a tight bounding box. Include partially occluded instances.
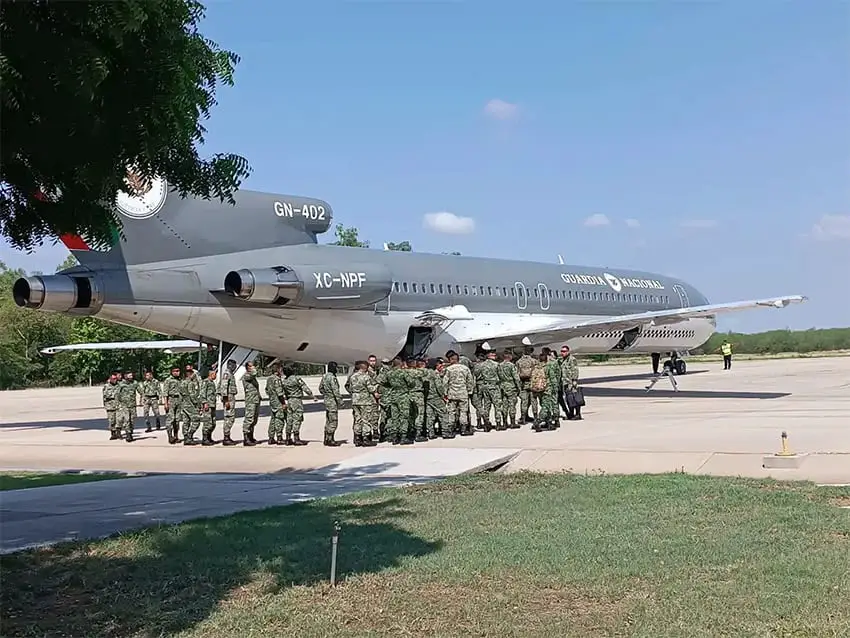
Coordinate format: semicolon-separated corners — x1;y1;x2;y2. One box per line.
721;340;733;370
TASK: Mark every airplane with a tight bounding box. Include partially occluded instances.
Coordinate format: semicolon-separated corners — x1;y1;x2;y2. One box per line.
12;171;806;381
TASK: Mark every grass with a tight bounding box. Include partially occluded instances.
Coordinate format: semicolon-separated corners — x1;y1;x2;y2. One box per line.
0;471;128;491
1;473;849;638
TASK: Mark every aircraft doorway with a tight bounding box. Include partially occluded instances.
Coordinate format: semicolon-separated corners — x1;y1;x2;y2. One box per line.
375;289;392;315
398;326;434;360
538;283;550;311
672;284;690;308
515;282;527;310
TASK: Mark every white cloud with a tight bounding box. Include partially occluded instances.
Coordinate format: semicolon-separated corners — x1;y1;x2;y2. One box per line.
625;218;640;229
423;211;476;235
680;219;718;229
583;213;610;227
483;98;519;121
810;214;850;241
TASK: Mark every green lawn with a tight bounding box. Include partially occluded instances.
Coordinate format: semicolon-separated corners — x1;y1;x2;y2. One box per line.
0;471;128;491
2;473;848;638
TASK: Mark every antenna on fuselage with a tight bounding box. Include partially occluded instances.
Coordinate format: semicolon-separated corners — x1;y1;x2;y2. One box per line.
557;254;564;265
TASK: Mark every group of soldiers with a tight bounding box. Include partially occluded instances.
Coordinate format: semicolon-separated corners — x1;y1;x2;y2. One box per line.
101;344;583;447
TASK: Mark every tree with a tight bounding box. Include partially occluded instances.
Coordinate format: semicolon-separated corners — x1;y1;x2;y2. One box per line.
0;0;251;251
386;241;412;252
442;251;462;256
55;255;78;272
330;224;369;248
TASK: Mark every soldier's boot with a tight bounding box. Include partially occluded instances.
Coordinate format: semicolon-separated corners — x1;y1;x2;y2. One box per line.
460;424;473;436
574;406;583;421
284;434;294;446
362;435;376;447
276;433;285;445
324;433;342;447
532;419;543;432
242;435;255;446
155;418;162;430
293;433;308;446
268;435;277;445
495;418;506;431
109;432;120;440
125;432;134;442
510;414;519;429
414;431;428;443
442;428;456;439
202;433;215;446
222;435;237;446
353;433;363;447
183;435;199;446
145;421;153;433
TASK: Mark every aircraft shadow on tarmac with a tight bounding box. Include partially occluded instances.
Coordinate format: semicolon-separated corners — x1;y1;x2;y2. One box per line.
0;469;442;638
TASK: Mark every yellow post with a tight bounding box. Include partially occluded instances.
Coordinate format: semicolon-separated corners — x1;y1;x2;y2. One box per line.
777;431;793;457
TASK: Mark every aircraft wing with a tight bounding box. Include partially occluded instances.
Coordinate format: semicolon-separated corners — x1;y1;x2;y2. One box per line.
454;295;807;348
40;340;203;355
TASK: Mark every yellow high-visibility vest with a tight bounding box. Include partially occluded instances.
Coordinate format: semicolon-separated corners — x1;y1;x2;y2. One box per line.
721;343;732;356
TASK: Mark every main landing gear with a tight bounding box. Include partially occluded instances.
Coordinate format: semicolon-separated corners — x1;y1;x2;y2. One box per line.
652;352;687;376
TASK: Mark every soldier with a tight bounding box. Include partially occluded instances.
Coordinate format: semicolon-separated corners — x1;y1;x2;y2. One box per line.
474;350;503;430
200;368;218;445
443;350;475;436
180;364;202;445
282;365;315;446
162;365;183;444
535;352;561;431
346;360;379;447
319;361;342;447
241;361;260;446
469;352;485;428
406;357;427;442
139;370;162;433
116;370;137;442
102;372;121;440
515;346;537;423
497;351;522;429
529;354;549;431
424;358;451;439
122;371;139;434
559;345;582;420
381;357;414;445
373;356;390;442
218;359;238;446
265;363;286;445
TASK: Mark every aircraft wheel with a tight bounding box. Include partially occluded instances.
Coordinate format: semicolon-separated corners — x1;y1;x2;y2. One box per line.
675;359;687;375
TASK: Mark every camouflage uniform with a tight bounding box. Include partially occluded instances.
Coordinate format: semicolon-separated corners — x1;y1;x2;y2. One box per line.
406;365;426;440
346;370;378;445
241;369;260;444
537;358;562;428
218;368;238;442
282;373;313;444
162;373;182;444
560;355;581;418
372;363;389;441
473;357;503;429
319;371;341;440
200;375;218;443
381;366;414;443
265;372;286;444
423;367;450;438
443;362;475;435
515;353;537;422
102;380;120;439
466;355;484;426
116;379;137;441
180;372;202;444
497;358;522;429
139;377;162;432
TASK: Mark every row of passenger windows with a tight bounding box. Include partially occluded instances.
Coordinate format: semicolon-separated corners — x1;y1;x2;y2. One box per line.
580;329;697;339
391;281;669;305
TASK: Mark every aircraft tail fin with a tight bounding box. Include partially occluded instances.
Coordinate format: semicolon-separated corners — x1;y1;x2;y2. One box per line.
57;178;335;267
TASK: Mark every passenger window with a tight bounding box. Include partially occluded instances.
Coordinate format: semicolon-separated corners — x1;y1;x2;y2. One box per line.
471;286;478;296
533;288;539;298
402;282;409;293
430;283;436;294
495;287;501;296
412;283;418;293
438;284;444;294
393;282;400;293
487;286;492;295
463;285;469;295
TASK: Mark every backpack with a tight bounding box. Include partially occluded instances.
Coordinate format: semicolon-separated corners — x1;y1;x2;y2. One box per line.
530;365;547;392
516;356;535;380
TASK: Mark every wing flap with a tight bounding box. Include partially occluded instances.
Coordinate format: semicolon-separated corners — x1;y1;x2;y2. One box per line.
40;340;202;355
456;295;807;346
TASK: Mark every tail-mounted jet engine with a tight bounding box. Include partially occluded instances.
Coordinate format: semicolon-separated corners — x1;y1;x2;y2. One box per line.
224;263;393;310
12;274;104;315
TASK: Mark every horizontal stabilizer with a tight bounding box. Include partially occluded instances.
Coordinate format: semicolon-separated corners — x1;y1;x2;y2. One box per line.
40;339;203;355
454;295;807;347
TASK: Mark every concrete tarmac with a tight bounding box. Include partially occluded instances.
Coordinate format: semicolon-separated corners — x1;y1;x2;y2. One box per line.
1;357;848;482
1;357;848;553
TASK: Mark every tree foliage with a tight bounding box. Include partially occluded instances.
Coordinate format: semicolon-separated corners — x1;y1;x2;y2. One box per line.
330;224;369;248
0;0;251;251
386;241;412;252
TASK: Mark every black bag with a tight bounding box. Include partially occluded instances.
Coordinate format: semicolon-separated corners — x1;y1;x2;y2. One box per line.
565;387;586;408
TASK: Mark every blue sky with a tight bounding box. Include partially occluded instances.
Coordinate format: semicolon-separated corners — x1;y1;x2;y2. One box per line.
2;1;848;332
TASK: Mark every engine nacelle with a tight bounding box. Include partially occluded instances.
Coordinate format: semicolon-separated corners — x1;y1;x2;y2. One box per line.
12;274;104;314
224;263;393;310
